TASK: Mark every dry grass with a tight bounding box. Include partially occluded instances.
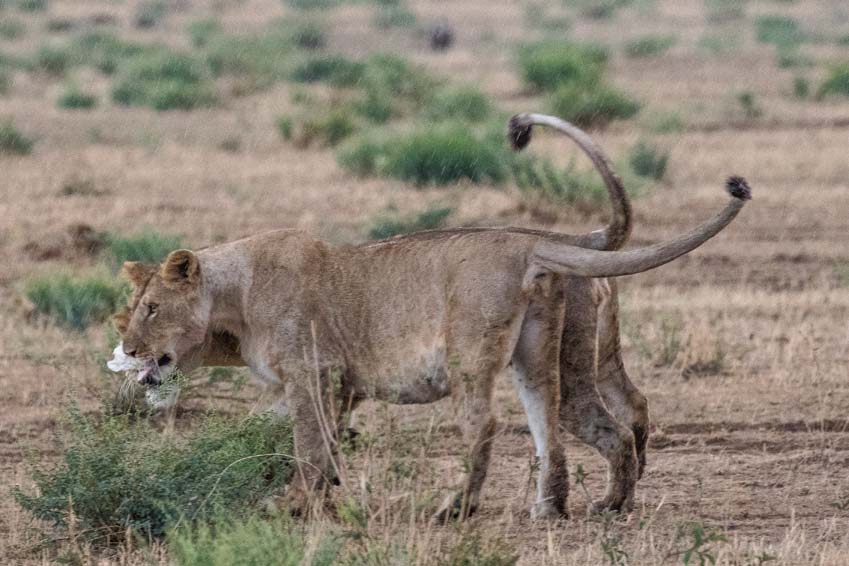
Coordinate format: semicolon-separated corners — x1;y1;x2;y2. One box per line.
2;0;849;564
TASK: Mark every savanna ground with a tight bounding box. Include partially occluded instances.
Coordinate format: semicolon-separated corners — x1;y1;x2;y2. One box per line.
1;0;848;563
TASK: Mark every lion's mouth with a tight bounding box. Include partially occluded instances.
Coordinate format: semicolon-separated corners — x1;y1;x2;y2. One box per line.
136;354;173;386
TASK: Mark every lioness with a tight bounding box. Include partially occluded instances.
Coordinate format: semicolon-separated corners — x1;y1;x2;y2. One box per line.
114;177;750;521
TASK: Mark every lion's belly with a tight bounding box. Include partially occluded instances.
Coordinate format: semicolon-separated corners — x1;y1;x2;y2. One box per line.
355;342;451;405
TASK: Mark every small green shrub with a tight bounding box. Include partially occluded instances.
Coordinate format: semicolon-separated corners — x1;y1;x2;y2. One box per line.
296;109;357;146
361;54;435;104
834;262;849;287
629;141;668;180
646;111;685;133
817;64;849;99
369;205;453;239
356;85;394;123
0;119;33;154
17;0;46;12
0;68;9;94
793;76;809;98
205;26;293;84
104;229;183;269
516;40;607;92
45;17;73;32
570;0;631;20
776;45;812;68
276;115;293;140
704;0;745;24
134;0;167;29
0;17;25;39
736;90;762;119
70;32;149;74
755;15;804;47
698;33;740;55
25;274;124;330
286;0;339;8
423;85;492;123
290;19;325;49
374;5;417;29
837;35;849;46
548;81;640;128
187;18;221;48
15;408;294;541
337;135;386;176
338;125;507;186
169;514;340;566
383;124;507;186
58;84;97;109
624;35;675;58
35;44;70;75
511;154;609;209
290;54;365;86
112;51;216;110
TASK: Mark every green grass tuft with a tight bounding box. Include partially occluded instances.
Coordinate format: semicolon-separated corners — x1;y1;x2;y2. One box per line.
187;18;221;48
25;274;124;330
169;514;341;566
16;0;46;12
112;50;216;111
104;229;183;269
290;54;366;86
516;40;607;92
755;15;804;47
58;84;97;109
134;0;167;29
0;17;25;39
547;81;640;128
374;4;418;29
624;34;676;58
0;119;33;154
629;141;669;180
817;64;849;99
15;408;294;541
423;84;493;123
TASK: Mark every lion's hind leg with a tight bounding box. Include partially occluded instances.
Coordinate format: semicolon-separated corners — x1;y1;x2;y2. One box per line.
511;296;570;520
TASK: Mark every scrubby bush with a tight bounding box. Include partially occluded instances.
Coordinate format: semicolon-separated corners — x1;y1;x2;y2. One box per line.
15;408;294;541
516;40;607;92
35;44;70;75
369;205;453;239
624;35;676;58
169;514;340;566
70;32;149;74
205;26;293;84
755;15;804;47
134;0;167;29
112;50;216;110
386;124;506;186
17;0;46;12
339;125;507;186
548;81;640;128
511;154;610;209
290;19;325;49
630;141;668;180
0;17;25;39
423;84;492;122
104;229;183;269
817;64;849;99
362;54;435;104
295;109;357;146
187;18;221;48
290;54;365;86
25;274;124;330
58;84;97;109
374;5;417;29
0;119;33;154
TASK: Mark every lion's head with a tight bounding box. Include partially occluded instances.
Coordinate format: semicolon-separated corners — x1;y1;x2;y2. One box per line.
114;250;210;387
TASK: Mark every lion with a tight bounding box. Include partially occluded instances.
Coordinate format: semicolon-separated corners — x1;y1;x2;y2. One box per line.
112;173;751;521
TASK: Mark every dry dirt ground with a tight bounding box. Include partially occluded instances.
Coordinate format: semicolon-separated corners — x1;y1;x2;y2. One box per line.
1;0;848;564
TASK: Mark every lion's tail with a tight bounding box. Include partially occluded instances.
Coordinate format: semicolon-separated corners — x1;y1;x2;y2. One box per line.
508;112;631;251
525;177;751;282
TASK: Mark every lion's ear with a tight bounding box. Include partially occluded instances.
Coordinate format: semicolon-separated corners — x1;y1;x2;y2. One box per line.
161;250;200;286
122;261;155;287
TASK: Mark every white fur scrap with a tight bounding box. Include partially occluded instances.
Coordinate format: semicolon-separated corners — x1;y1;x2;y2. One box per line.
106;342;144;373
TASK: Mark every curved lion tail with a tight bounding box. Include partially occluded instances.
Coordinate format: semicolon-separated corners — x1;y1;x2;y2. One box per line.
508;113;631;251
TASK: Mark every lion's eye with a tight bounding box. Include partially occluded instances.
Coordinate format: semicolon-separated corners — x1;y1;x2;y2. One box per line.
147;303;158;318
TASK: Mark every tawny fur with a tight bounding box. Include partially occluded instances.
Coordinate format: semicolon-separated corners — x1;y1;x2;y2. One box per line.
116;181;749;521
